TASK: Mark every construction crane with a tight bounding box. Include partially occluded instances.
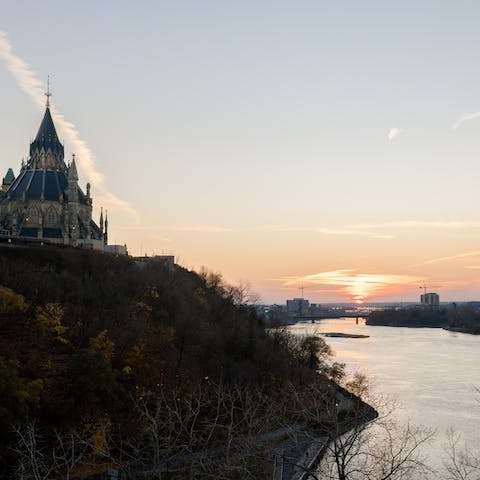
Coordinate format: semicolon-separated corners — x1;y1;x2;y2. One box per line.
419;284;428;296
419;284;442;295
419;284;443;305
298;285;312;299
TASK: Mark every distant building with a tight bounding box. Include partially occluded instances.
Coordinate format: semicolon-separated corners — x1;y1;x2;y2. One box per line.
134;255;175;271
421;292;439;307
152;255;175;269
104;244;128;256
309;303;323;315
287;297;310;315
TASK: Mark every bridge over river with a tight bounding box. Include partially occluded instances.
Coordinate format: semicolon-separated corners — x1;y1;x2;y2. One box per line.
293;311;372;322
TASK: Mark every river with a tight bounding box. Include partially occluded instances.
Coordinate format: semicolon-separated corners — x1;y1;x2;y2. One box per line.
287;318;480;469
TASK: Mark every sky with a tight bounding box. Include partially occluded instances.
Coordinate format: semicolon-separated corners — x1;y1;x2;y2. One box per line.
2;1;480;304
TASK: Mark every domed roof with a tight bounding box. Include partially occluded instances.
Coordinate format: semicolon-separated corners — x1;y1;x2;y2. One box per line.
6;169;89;205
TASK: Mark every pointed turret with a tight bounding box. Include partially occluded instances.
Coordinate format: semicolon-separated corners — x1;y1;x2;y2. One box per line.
28;83;65;170
104;210;108;246
66;154;79;205
99;207;104;233
29;107;64;164
68;154;78;181
34;107;60;145
2;168;15;192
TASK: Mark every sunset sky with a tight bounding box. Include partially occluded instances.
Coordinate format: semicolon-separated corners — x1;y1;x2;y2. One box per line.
2;1;480;303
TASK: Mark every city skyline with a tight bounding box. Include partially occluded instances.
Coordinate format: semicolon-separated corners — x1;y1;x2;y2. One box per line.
2;1;480;303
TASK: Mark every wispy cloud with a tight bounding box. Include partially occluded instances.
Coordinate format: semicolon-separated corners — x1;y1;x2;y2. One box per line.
121;224;394;238
117;225;235;233
313;220;480;240
251;225;392;238
352;220;480;230
453;112;480;130
281;269;423;303
424;250;480;265
388;127;402;141
164;225;235;233
0;31;139;223
314;228;394;239
148;234;173;243
115;220;480;241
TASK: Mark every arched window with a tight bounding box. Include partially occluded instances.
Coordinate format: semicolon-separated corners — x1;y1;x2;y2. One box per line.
46;208;57;224
26;207;39;224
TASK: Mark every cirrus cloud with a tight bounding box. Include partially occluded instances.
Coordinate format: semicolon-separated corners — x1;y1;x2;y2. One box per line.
424;250;480;265
453;112;480;130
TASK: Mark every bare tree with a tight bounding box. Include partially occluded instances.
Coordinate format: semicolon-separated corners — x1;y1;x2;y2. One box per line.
13;422;52;480
442;387;480;480
12;422;89;480
318;416;433;480
225;281;261;306
281;380;434;480
443;430;480;480
129;381;275;478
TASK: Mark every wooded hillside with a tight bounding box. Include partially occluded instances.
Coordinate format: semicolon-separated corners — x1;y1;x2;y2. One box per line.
0;245;359;479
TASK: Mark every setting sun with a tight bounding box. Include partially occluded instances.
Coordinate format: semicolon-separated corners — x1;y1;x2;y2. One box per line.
282;270;424;303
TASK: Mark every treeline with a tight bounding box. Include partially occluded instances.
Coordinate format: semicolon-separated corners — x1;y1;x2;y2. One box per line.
0;245;360;479
367;305;480;334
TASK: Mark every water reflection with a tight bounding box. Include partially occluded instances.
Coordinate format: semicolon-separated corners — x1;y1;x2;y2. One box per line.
287;318;480;466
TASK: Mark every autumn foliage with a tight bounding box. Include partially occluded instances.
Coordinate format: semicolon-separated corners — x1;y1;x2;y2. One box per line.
0;245;342;478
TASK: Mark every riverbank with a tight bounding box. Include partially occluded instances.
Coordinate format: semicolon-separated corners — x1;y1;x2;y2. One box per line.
366;307;480;334
271;383;377;479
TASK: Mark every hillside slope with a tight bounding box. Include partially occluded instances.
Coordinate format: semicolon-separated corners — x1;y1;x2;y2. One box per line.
0;245;370;479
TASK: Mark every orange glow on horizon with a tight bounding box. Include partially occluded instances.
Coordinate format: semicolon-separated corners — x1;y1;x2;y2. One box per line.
281;269;425;303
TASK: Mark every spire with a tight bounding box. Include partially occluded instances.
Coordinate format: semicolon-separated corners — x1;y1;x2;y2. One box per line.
104;210;108;246
29;79;64;170
30;107;63;165
45;76;51;108
34;107;60;144
68;154;78;181
99;207;104;232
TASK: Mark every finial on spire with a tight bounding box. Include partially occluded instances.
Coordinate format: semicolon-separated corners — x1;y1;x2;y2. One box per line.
45;76;52;108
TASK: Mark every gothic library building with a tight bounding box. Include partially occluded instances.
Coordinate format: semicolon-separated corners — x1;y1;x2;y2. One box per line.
0;98;108;250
